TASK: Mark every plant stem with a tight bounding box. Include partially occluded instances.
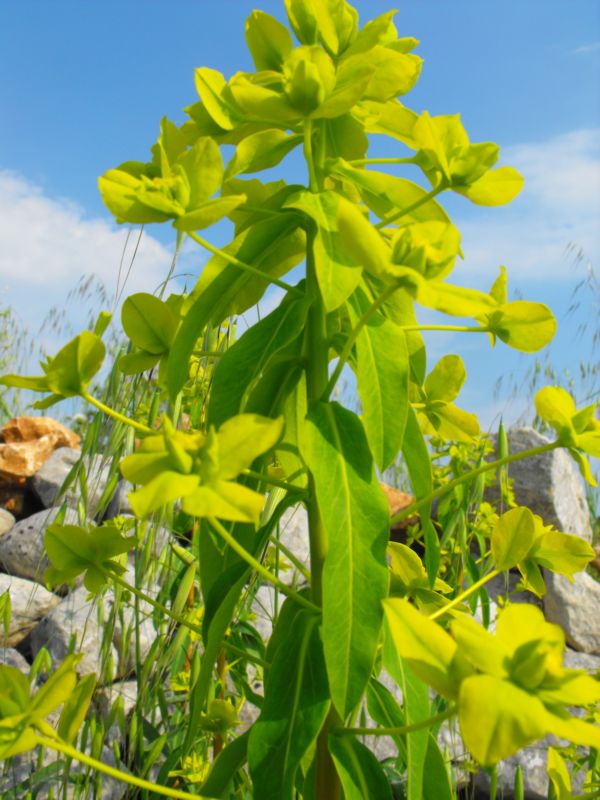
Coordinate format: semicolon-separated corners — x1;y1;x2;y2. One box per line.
81;391;153;436
187;230;302;297
390;441;561;526
111;574;203;636
34;735;204;800
337;705;456;737
241;468;305;494
400;324;485;334
208;517;320;614
428;569;500;621
375;186;444;229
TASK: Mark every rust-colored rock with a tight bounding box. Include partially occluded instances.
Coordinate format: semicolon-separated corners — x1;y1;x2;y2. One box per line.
1;417;80;448
380;482;418;530
0;417;80;481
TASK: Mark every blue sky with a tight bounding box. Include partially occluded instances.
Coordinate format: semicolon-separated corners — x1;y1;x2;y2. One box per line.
1;0;599;429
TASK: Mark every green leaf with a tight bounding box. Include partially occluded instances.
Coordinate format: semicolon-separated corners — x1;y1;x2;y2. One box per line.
118;350;160;375
383;598;463;700
177;136;223;204
208;296;309;427
348;287;409;470
0;664;30;717
129;472;200;518
285;190;362;311
174;195;247;232
359;46;422;101
534;386;577;435
424;355;465;403
301;402;389;716
167;215;305;398
200;731;250;798
454;166;524;205
329;735;392;800
529;527;594;579
484;301;556;352
121;293;178;354
366;677;407;760
491;507;536;571
57;673;96;744
44;331;106;398
458;675;548;765
547;748;571;800
225;130;302;180
402;408;439;583
98;168;172;225
248;607;330;800
245;10;293;72
216;414;284;480
344;11;398;56
194;68;240;131
423;733;453;800
182;480;266;523
29;654;81;719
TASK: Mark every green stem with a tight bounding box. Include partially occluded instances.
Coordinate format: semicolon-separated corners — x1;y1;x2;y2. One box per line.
208;517;320;614
390;441;561;526
347;157;417;167
304;119;319;192
338;706;456;737
34;735;204;800
428;570;500;621
375;186;444;229
400;324;485;334
242;468;305;494
324;281;404;400
81;391;153;436
187;231;302;297
111;574;203;636
271;533;312;582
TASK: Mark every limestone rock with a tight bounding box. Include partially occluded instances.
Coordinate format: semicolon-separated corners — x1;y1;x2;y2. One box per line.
0;646;30;672
95;679;138;722
487;427;593;543
563;647;600;672
0;507;15;535
32;447;123;515
0;417;80;480
29;585;118;681
1;416;79;448
0;573;61;646
544;570;600;653
0;506;79;583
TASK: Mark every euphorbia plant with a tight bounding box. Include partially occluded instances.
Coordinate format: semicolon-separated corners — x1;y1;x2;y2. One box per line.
2;1;599;798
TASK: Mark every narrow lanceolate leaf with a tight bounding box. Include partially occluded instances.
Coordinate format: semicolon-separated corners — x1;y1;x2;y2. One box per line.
207;295;309;427
402;407;439;584
422;734;453;800
348;286;409;471
248;607;330;800
302;402;389;716
329;735;392;800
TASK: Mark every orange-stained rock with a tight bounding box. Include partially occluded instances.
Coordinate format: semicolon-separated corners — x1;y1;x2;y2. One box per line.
380;482;418;529
1;417;80;448
0;436;65;479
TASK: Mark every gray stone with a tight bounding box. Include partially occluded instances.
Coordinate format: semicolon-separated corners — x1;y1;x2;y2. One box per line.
544;569;600;653
0;507;15;536
473;747;549;799
102;478;134;520
32;446;125;516
29;585;118;681
0;646;29;672
112;574;159;676
95;679;138;721
0;573;60;646
487;427;593;543
564;647;600;673
251;585;288;643
273;504;310;587
0;506;79;583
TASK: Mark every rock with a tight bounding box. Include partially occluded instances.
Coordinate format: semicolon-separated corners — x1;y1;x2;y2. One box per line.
0;646;30;672
544;570;600;654
29;585;118;681
563;647;600;673
0;507;15;535
0;573;61;646
251;585;288;642
1;416;79;447
0;417;80;481
381;482;418;534
102;478;133;520
95;679;138;722
473;747;549;799
0;506;79;583
32;447;122;515
0;476;29;517
487;428;593;543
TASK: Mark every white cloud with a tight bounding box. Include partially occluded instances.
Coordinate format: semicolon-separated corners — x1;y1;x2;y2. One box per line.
573;42;600;55
456;128;600;284
0;170;181;327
